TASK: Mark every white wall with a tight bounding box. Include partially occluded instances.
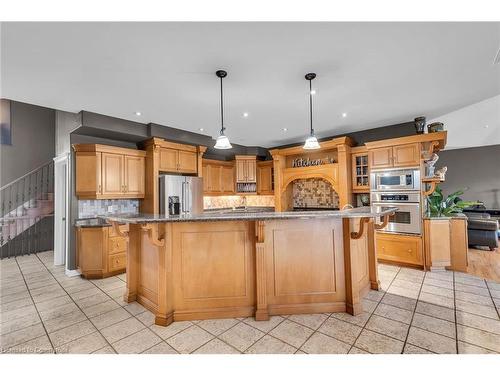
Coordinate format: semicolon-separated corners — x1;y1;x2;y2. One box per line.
428;94;500;150
55;110;81;156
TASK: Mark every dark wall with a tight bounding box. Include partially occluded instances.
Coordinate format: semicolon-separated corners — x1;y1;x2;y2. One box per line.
0;101;55;186
438;145;500;209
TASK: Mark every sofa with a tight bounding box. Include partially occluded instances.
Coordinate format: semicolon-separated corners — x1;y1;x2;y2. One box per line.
463;211;499;250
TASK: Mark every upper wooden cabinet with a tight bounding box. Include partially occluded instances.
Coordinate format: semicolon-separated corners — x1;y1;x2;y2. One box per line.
74;144;146;199
159;147;197;174
202;160;235;195
235;156;257;183
257;161;274;195
369;143;420;169
351;152;369;192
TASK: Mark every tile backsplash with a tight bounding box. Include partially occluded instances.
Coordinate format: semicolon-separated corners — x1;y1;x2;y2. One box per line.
204;195;275;210
292;178;339;208
78;199;139;218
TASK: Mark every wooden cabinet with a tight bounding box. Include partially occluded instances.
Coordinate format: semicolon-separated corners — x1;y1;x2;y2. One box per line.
376;232;423;267
369;143;420;169
159;148;197;174
257;161;274;195
202;160;235;195
351;152;369;192
74;144;146;199
76;224;129;279
235;156;257;183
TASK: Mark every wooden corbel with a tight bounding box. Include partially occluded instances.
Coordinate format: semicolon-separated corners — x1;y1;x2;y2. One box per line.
141;224;165;247
375;213;393;230
350;217;370;239
111;222;129;238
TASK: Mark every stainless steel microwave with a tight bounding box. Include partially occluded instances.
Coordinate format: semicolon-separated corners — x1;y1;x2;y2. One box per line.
370;168;421;192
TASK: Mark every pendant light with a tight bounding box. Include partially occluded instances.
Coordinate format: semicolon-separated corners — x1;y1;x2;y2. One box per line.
214;69;232;149
303;72;320;150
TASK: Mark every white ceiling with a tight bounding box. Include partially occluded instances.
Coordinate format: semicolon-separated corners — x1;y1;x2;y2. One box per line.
1;22;499;148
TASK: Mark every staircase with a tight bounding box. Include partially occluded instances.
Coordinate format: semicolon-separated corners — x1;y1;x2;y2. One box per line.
0;161;54;258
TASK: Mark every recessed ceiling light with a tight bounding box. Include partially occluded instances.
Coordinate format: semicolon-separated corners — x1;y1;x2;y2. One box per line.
199;128;204;132
342;113;347;118
282;127;288;132
310;90;316;95
484;125;489;129
135;111;142;116
243;112;249;118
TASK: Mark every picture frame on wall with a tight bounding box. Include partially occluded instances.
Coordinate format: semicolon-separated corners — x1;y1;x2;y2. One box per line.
1;99;12;145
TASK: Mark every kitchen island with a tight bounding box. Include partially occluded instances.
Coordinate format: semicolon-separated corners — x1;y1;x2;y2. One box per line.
104;207;397;326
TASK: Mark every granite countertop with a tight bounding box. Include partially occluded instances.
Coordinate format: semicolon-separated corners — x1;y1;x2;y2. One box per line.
74;218;112;227
424;213;468;220
101;206;398;224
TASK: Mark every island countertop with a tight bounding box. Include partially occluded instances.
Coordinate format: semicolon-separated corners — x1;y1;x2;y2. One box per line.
101;206;398;224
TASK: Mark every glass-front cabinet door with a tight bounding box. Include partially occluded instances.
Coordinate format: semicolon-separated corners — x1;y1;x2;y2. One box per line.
352;153;369;192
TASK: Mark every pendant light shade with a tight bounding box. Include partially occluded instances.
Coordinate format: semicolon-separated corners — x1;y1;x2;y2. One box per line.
214;70;232;149
303;72;321;150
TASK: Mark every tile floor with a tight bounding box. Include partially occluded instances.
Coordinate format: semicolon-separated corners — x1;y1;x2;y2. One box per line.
1;251;500;354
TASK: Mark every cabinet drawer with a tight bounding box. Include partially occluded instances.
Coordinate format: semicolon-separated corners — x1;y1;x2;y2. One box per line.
377;234;423;266
108;237;127;255
109;253;126;272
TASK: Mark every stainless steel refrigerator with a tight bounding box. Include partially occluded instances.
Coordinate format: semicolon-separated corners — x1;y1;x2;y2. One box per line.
159;175;204;215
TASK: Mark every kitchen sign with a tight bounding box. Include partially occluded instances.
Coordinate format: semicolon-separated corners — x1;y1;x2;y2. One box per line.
291;157;336;168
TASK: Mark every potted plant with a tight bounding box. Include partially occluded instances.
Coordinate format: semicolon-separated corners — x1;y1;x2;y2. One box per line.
426;186;479;216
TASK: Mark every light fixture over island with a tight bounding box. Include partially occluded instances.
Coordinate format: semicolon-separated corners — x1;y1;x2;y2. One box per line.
104;206;397;326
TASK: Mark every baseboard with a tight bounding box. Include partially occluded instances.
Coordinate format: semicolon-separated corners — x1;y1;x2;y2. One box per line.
65;269;81;277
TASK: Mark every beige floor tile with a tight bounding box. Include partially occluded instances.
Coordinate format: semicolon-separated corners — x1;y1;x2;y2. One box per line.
70;287;103;300
374;303;413;324
104;287;125;300
418;292;454;309
149;321;193;340
112;328;162;354
455;299;498;319
407;327;456;354
421;284;454;299
121;301;146;316
411;313;456;339
348;346;369;354
31;289;66;304
456;311;500;335
455;276;487;288
365;315;409;341
91;345;116;354
3;334;54;354
0;322;46;349
331;311;371;327
243;316;284;333
403;343;433;354
219;322;265;352
455;282;492;297
354;329;404;354
423;277;454;290
135;310;156;326
318;316;362;345
35;295;72;312
268;320;313;349
82;300;121;318
415;301;455;322
196;318;239;336
90;307;132;330
391;278;422;291
457;324;500;353
194;338;240;354
301;332;350;354
0;297;32;313
49;320;96;347
288;313;329;330
245;335;295;354
166;325;214;354
364;289;385;303
100;317;145;343
56;332;108;354
381;293;417;311
142;342;178;354
1;304;37;323
74;293;110;309
456;290;494;306
0;311;41;336
387;285;420;300
458;341;497;354
39;302;79;321
44;309;87;333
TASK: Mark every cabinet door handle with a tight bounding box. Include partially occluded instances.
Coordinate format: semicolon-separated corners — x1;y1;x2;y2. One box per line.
98;184;102;193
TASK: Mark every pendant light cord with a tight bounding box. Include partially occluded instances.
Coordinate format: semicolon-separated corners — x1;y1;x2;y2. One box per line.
309;79;313;135
220;76;225;134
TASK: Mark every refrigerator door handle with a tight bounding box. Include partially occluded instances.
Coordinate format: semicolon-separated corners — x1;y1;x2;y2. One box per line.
186;181;191;213
181;181;186;213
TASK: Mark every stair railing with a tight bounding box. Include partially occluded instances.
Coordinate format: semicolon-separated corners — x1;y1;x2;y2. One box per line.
0;160;54;258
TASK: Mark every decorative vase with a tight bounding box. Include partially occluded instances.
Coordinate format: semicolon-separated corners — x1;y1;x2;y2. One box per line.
427;122;444;133
414;116;426;134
